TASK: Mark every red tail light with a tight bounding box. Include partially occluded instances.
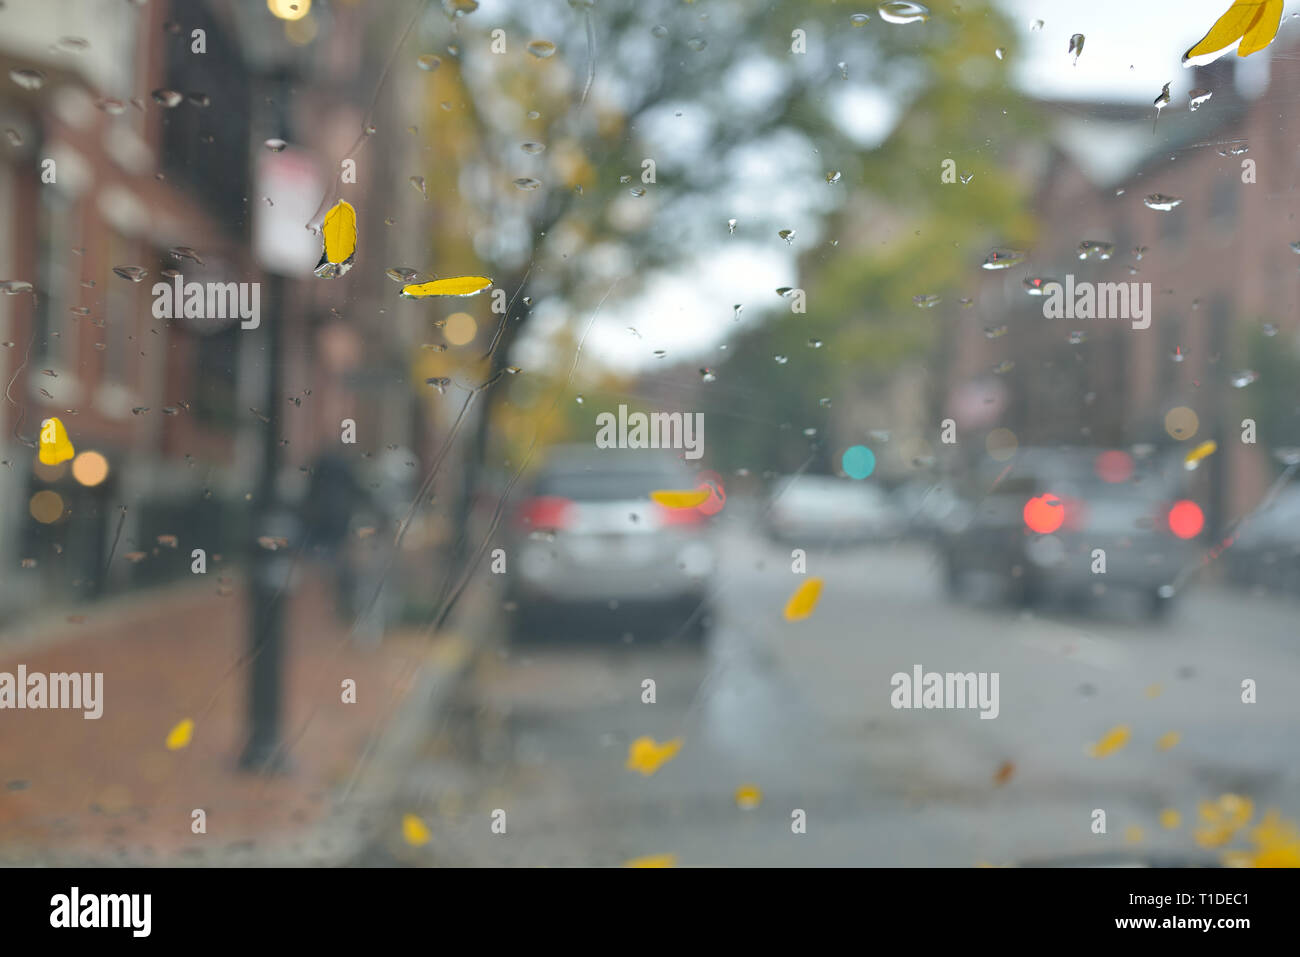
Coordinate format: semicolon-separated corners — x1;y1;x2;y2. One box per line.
516;496;575;531
657;504;704;526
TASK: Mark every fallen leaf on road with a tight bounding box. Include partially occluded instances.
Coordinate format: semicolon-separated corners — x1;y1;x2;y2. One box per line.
783;577;824;622
649;488;710;509
165;718;193;751
1156;731;1181;751
1160;808;1182;830
402;813;430;846
1086;724;1131;758
626;736;682;776
734;783;762;809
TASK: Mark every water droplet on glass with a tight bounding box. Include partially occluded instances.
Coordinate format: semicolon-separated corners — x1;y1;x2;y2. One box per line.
1189;88;1212;111
1144;194;1183;212
1022;277;1054;295
186;92;210;107
825;170;841;184
807;338;823;349
9;68;45;91
95;97;126;115
959;171;974;184
442;0;480;17
700;368;716;382
994;47;1006;60
151;88;183;108
651;24;668;38
776;287;795;298
984;325;1008;339
778;229;796;244
113;265;148;283
727;218;737;234
1031;19;1044;31
686;37;708;51
653;349;667;359
0;280;33;295
521;142;545;155
1273;447;1300;466
849;13;871;27
982;248;1025;270
992;359;1015;375
417;54;442;72
131;406;150;416
733;304;743;321
1068;330;1087;345
575;395;584;405
1230;370;1258;388
513;177;542;191
264;138;287;152
1068;33;1085;63
837;61;848;80
527;40;557;58
877;2;930;25
410;175;427;199
629;186;646;197
913;294;941;308
774;355;789;365
426;377;452;394
1263;323;1278;337
169;246;204;265
819;398;832;408
1289;241;1300;255
1077;240;1113;261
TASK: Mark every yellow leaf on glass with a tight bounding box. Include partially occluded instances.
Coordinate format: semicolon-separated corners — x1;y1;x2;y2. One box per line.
399;276;493;298
734;783;762;809
624;853;677;868
1086;724;1131;758
625;736;682;776
38;417;75;465
1184;440;1217;468
1184;0;1283;64
315;199;357;278
165;718;194;751
649;488;710;509
783;577;824;622
402;813;430;846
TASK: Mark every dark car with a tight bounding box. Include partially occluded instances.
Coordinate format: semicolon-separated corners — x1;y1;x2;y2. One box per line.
503;445;717;643
1225;486;1300;593
939;447;1199;618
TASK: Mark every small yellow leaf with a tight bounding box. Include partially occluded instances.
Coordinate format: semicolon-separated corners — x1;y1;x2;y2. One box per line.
624;853;677;868
1160;808;1182;830
734;783;762;809
1086;724;1131;758
782;577;824;622
1124;825;1144;844
1144;682;1163;699
400;276;493;298
164;718;194;751
402;813;430;846
625;736;682;776
1184;441;1217;467
38;417;75;465
1184;0;1282;63
649;488;710;509
317;200;357;277
1157;730;1181;751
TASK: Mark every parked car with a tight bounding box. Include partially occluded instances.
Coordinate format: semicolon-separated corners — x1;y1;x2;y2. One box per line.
938;447;1198;618
765;474;904;545
504;445;716;643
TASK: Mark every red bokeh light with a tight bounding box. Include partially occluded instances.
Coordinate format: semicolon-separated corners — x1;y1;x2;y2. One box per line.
1094;450;1134;484
1023;494;1065;534
1168;500;1204;540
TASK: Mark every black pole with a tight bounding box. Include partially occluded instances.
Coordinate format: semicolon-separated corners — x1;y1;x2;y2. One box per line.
240;70;293;772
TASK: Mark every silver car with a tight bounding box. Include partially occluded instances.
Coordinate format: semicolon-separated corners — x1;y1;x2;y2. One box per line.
505;447;717;642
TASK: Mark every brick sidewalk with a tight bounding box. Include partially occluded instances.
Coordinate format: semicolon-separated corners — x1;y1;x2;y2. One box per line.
0;573;438;865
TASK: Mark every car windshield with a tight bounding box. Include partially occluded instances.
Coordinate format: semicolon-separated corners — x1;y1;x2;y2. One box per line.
2;0;1298;884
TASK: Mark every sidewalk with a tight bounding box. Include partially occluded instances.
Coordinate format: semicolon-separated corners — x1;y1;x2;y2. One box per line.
0;570;482;865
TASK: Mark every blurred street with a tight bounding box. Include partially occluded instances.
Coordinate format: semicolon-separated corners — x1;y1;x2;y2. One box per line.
365;508;1300;867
